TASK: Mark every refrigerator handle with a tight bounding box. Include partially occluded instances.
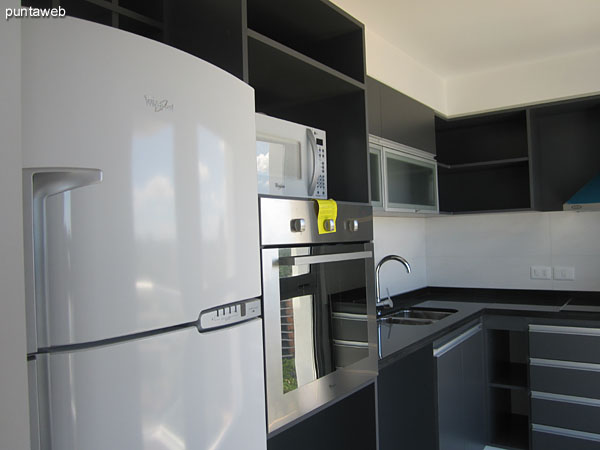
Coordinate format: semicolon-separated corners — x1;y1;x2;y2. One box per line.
23;168;103;353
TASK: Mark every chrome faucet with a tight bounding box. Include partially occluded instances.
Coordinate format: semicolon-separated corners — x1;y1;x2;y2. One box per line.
375;255;411;312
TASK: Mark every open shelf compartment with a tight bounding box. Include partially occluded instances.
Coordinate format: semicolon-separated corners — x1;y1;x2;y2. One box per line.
247;0;365;83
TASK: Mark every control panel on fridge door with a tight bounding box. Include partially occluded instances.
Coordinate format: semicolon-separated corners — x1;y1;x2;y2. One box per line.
199;298;261;331
313;129;327;199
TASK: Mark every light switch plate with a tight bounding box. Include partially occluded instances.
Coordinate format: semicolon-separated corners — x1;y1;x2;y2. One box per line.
530;266;552;280
554;266;575;281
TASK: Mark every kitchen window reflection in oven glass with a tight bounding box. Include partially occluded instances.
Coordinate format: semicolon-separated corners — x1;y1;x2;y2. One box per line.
277;246;369;395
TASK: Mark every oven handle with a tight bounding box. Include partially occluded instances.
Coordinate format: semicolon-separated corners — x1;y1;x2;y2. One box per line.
278;250;372;266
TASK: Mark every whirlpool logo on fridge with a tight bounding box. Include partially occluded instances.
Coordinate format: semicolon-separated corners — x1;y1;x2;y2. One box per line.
144;95;174;112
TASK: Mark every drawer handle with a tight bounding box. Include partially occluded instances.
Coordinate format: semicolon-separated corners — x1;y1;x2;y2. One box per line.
533;424;600;442
530;358;600;372
529;324;600;337
532;391;600;407
433;324;481;358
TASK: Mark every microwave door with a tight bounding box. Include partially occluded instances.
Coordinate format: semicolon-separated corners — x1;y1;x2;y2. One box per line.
256;134;306;197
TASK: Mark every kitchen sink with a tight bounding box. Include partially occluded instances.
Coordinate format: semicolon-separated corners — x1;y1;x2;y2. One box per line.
377;308;457;326
378;317;434;326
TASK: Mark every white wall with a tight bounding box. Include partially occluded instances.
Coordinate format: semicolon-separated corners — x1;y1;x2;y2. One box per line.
373;216;428;297
373;210;600;295
0;3;31;449
445;47;600;117
365;29;447;114
365;26;600;118
426;211;600;291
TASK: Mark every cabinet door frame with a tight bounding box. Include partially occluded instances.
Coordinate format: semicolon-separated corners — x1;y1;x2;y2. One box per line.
369;143;384;209
369;135;439;214
434;322;487;450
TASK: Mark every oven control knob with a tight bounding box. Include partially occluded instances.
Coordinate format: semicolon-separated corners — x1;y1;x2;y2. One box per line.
291;218;306;232
324;219;335;232
348;219;359;232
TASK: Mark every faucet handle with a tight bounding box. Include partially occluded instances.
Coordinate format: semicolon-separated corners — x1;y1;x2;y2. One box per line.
386;288;394;309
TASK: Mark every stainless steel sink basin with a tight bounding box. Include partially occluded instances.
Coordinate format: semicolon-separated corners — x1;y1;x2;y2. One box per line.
378;308;457;325
378;317;434;326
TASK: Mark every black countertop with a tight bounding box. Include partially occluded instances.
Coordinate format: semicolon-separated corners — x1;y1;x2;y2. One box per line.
378;287;600;368
387;287;600;308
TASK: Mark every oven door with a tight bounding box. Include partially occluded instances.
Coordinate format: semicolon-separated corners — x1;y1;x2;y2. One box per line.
262;243;377;433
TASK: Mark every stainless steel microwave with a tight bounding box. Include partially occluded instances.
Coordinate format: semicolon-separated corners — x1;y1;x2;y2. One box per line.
256;114;327;199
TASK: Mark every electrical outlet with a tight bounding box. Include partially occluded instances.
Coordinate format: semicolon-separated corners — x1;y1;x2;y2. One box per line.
554;266;575;281
530;266;552;280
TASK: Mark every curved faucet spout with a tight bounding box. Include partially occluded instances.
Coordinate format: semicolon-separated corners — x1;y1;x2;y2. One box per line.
375;255;411;311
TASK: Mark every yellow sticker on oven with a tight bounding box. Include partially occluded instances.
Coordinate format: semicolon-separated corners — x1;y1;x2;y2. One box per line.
315;199;337;234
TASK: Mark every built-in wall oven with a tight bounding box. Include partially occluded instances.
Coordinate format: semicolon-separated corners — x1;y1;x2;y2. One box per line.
260;197;378;433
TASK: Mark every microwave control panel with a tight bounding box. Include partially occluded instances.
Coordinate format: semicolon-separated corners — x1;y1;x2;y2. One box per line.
313;129;327;199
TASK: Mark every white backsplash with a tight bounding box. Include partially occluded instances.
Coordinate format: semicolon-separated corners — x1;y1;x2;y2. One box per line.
373;211;600;295
373;216;428;297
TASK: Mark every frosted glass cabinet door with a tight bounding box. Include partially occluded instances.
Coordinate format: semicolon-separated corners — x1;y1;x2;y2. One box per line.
384;150;438;212
369;145;383;208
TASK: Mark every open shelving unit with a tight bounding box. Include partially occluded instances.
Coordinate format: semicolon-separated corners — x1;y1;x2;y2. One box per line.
435;110;531;213
486;328;530;450
246;0;369;203
246;0;365;83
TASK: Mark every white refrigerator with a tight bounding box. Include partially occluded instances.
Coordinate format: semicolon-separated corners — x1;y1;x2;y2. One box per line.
21;17;267;450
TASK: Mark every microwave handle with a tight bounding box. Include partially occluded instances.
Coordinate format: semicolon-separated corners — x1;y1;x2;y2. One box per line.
279;250;372;266
306;128;319;196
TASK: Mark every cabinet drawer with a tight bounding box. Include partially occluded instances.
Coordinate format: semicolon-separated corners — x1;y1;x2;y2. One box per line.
529;325;600;364
532;425;600;450
530;360;600;399
531;392;600;434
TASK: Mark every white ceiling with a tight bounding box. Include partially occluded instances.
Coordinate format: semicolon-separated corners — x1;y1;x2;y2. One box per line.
331;0;600;78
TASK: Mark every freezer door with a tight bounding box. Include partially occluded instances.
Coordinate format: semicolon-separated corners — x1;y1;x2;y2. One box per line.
31;321;266;450
21;18;260;347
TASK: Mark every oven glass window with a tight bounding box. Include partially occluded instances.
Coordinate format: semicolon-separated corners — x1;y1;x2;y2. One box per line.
277;245;369;394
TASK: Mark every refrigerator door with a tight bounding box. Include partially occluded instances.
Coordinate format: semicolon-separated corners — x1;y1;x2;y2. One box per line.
21;18;260;348
31;321;266;450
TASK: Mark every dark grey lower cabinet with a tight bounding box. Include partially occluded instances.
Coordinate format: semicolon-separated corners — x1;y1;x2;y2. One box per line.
434;323;486;450
377;345;437;450
267;383;376;450
529;324;600;450
532;427;600;450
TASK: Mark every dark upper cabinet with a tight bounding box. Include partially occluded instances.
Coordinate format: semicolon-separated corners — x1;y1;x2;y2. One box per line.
528;97;600;211
435;110;532;213
163;0;246;80
435;96;600;213
246;0;365;83
366;77;382;137
245;0;370;203
367;76;437;154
